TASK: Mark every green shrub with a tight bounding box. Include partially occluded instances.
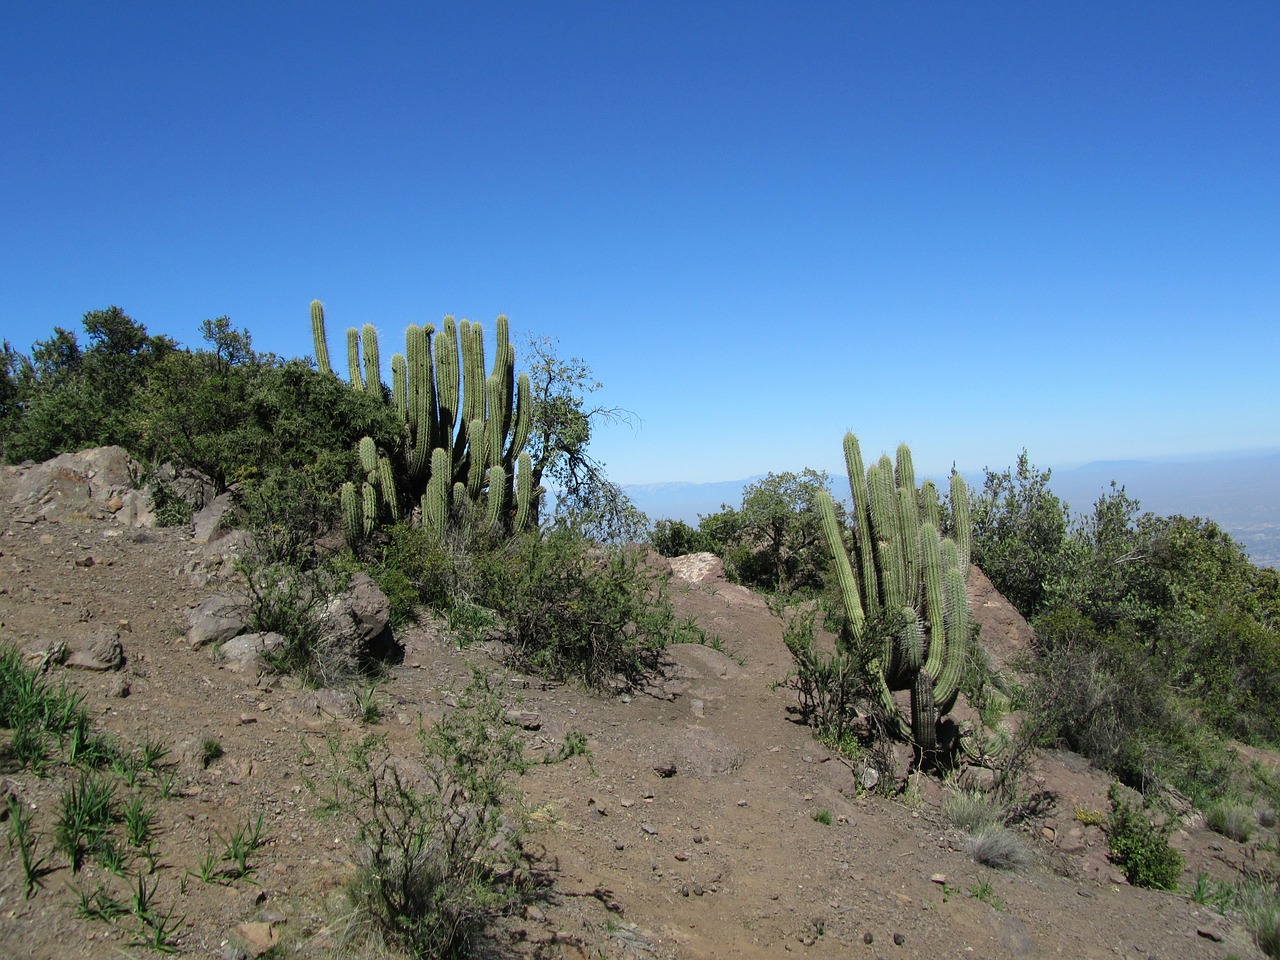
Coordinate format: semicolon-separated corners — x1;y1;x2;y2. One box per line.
1104;784;1184;890
650;519;714;557
780;607;867;747
365;521;464;624
310;673;528;959
471;528;671;688
238;561;374;688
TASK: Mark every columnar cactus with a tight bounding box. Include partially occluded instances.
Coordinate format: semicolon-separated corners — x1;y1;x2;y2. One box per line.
310;300;538;542
816;433;972;760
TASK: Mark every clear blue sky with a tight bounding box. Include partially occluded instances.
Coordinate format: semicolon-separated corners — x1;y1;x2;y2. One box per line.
3;2;1277;484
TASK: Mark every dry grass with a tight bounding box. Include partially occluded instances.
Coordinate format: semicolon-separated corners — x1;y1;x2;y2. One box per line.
965;826;1033;871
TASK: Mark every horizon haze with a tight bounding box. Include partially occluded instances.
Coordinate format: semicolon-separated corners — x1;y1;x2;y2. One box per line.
624;448;1280;568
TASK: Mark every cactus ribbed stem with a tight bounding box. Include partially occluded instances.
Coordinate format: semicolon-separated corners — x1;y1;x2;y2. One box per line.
361;324;381;396
950;472;972;568
361;481;377;536
347;328;363;389
391;354;407;417
843;434;878;613
341;482;361;548
817;491;864;631
920;523;947;678
818;433;976;764
312;302;535;539
311;301;332;375
358;436;378;474
485;465;507;531
466;417;487;497
425;447;450;536
514;451;533;533
378;456;399;521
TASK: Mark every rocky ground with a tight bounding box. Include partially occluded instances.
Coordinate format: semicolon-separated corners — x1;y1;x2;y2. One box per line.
0;450;1273;959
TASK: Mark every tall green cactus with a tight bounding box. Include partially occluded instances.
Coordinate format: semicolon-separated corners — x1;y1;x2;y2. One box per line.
310;300;538;543
816;433;972;760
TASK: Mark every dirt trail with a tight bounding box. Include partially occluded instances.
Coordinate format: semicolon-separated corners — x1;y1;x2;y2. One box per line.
0;463;1267;959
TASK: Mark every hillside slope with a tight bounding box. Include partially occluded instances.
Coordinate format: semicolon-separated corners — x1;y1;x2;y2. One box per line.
0;459;1265;960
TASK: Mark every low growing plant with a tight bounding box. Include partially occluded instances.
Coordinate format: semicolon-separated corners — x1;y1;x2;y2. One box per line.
1104;783;1184;890
943;788;1002;833
309;672;531;959
964;825;1033;871
6;794;51;898
1205;801;1255;844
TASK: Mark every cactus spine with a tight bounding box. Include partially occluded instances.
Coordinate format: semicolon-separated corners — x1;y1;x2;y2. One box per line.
312;303;538;544
816;433;972;760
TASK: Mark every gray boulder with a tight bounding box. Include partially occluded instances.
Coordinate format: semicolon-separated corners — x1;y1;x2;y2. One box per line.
187;594;251;648
318;573;394;661
65;627;125;671
220;632;286;673
8;446;140;523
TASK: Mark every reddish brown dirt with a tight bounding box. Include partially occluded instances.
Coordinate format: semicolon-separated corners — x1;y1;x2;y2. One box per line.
0;465;1271;960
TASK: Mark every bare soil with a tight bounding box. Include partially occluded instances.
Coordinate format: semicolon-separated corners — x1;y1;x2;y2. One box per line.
0;465;1271;960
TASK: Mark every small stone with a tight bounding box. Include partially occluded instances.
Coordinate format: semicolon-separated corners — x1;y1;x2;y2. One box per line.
863;931;874;944
641;823;657;836
692;883;704;896
1196;927;1225;943
930;874;947;884
681;884;690;897
232;921;278;958
504;709;542;730
653;762;677;778
893;932;905;946
674;852;688;861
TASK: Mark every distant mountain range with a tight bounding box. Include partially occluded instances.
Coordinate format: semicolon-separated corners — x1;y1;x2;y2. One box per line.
623;450;1280;569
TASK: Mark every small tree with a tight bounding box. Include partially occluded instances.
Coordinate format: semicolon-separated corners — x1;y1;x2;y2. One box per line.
521;335;644;541
970;450;1068;618
697;470;837;593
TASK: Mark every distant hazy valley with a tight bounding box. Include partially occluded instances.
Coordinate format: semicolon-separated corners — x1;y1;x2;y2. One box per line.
625;449;1280;569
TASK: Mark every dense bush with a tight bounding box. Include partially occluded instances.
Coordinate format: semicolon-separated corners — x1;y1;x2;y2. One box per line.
3;308;176;463
468;527;672;688
673;469;839;594
1104;784;1184;890
650;519;716;558
970;451;1068;618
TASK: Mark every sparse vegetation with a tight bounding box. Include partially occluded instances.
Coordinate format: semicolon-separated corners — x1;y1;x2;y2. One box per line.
969;876;1004;910
308;673;531;959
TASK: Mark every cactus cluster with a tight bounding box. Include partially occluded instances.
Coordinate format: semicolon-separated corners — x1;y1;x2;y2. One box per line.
816;433;972;758
311;301;537;544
